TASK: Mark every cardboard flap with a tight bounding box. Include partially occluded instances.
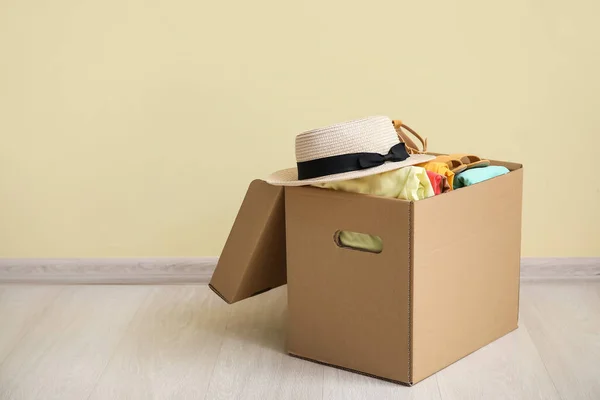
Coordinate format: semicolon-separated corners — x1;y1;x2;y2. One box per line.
209;179;287;303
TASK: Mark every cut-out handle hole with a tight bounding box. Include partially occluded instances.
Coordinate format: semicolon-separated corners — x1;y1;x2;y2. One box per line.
334;230;383;254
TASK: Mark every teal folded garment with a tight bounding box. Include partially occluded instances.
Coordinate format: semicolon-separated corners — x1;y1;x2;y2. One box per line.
453;166;510;189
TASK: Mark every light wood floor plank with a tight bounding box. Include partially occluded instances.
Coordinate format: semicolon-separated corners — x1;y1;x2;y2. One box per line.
0;286;149;400
520;280;600;400
0;286;63;364
436;321;560;400
204;287;324;400
88;286;230;400
0;281;597;399
323;368;441;400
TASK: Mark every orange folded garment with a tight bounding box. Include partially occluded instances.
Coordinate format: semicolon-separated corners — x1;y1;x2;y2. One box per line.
426;170;451;195
418;161;455;190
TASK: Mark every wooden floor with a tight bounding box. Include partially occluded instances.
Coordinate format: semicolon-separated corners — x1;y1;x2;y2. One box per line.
0;281;598;400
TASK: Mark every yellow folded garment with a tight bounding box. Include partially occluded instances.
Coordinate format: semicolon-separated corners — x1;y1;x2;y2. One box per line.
312;166;435;252
313;166;435;200
337;231;384;253
417;161;455;190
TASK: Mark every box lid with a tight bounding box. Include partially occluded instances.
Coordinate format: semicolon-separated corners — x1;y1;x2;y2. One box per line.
209;179;287;303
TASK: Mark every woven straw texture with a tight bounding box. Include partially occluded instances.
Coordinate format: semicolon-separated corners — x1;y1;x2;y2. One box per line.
266;116;435;186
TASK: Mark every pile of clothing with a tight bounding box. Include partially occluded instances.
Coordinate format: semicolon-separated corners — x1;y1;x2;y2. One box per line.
265;116;511;252
314;154;509;252
314;154;509;198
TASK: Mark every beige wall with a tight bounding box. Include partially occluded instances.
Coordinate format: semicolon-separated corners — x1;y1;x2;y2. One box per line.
1;0;598;257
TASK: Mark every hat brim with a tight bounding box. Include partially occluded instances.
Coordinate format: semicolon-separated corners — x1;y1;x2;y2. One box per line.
265;154;436;186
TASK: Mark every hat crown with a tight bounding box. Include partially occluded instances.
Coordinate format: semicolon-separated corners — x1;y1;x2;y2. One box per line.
295;116;400;162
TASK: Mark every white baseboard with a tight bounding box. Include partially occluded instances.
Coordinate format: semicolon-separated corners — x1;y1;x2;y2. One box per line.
0;257;598;284
520;257;600;280
0;258;218;284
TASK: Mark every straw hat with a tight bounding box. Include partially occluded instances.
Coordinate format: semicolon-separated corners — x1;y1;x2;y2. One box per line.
266;116;435;186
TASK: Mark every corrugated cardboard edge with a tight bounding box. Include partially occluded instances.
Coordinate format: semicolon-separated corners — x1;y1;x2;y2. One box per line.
288;353;413;386
208;283;231;304
515;168;524;326
408;200;415;384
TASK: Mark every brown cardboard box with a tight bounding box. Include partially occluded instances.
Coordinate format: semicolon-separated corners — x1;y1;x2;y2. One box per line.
210;159;523;385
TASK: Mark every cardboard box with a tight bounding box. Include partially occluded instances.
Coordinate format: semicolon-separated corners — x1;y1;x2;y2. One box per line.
210;159;523;385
